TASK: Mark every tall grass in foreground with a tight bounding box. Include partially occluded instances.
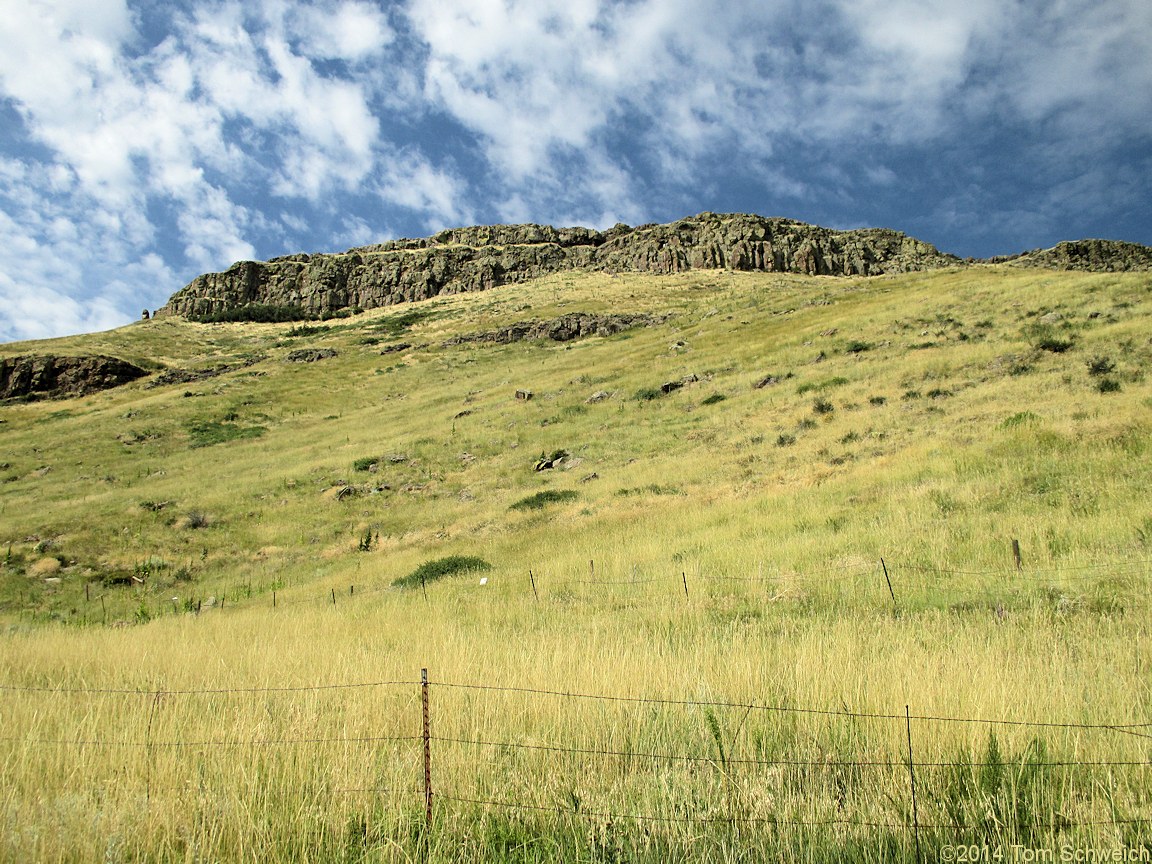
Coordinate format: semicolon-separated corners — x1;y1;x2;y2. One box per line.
2;576;1149;862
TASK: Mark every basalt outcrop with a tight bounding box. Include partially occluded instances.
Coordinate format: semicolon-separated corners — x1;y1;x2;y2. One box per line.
0;354;149;401
993;239;1152;272
444;312;668;346
161;213;1152;322
161;213;962;320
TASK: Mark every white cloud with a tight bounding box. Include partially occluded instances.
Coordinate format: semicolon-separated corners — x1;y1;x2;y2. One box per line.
407;0;1152;195
0;0;1148;340
289;1;394;62
0;0;408;338
0;158;170;342
377;149;474;230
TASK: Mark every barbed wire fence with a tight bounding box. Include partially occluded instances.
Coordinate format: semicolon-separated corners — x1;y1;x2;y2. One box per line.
4;670;1151;856
70;543;1152;625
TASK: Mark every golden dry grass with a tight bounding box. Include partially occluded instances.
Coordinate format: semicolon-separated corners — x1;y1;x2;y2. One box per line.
2;265;1150;860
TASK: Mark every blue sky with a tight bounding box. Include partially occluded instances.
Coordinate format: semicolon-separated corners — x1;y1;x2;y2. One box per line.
1;0;1150;342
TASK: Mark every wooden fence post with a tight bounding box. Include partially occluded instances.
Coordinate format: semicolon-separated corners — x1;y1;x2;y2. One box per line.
1012;539;1023;571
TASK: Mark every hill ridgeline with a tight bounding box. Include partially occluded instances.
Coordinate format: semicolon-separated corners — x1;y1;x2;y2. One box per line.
160;213;956;320
160;212;1152;320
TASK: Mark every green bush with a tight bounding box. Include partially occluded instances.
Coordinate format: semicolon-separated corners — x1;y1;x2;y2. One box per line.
393;556;491;589
812;398;834;415
193;304;314;324
510;489;579;511
634;387;663;401
353;456;380;472
1086;356;1115;376
1035;336;1074;353
700;393;726;405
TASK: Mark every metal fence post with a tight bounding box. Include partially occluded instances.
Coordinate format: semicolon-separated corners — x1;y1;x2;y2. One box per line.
422;668;432;837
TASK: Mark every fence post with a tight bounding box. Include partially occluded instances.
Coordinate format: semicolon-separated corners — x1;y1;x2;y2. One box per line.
421;668;433;840
682;571;689;602
529;569;538;602
331;588;336;606
905;705;922;863
1012;539;1023;571
881;558;897;610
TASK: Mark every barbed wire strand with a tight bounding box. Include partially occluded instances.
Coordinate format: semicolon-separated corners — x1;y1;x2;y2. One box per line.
0;679;416;696
430;681;1152;734
430;735;1152;769
5;733;422;749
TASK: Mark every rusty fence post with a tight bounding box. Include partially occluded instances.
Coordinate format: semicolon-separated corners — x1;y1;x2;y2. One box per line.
421;668;433;840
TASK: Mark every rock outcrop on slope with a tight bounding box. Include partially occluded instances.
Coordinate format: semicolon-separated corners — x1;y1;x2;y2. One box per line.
993;240;1152;272
444;313;669;345
0;355;149;401
161;213;962;320
161;212;1152;322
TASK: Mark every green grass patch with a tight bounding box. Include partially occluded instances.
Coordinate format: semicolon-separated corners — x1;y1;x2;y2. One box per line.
510;489;579;511
186;420;267;448
393;555;491;588
615;484;682;497
796;376;849;395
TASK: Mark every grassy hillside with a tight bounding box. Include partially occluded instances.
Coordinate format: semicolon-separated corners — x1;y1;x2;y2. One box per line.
2;265;1150;861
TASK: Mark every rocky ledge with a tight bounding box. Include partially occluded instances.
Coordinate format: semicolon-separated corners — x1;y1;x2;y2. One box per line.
991;239;1152;272
161;213;960;321
0;355;149;401
160;212;1152;322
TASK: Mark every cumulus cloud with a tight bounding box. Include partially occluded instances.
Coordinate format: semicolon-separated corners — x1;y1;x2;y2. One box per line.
0;0;1148;340
0;0;419;339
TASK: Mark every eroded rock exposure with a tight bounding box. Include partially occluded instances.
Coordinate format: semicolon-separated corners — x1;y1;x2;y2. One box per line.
994;240;1152;272
161;213;963;320
162;212;1152;322
445;313;669;345
0;355;149;401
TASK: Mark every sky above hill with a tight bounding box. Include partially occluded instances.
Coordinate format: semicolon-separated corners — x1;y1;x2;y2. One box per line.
1;0;1150;342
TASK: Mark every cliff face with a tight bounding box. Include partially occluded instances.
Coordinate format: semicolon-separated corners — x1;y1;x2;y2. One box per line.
160;213;962;319
0;355;148;401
